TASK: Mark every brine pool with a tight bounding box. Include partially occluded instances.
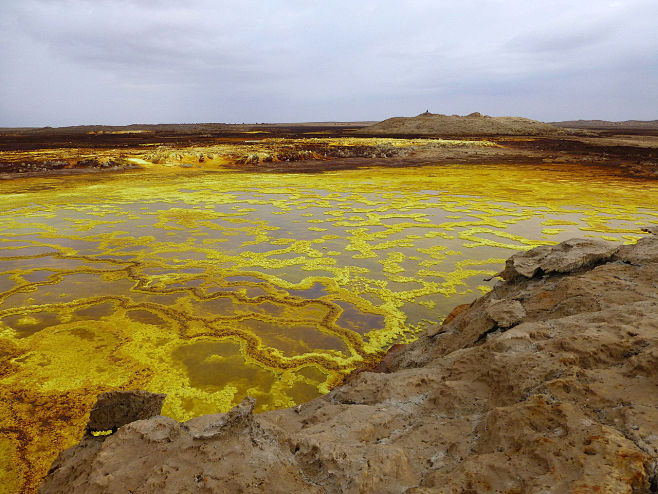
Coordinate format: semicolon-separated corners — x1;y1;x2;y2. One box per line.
1;162;657;493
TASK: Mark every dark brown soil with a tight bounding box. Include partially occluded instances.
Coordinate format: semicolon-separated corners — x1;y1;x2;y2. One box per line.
1;122;656;179
0;124;364;152
551;119;658;132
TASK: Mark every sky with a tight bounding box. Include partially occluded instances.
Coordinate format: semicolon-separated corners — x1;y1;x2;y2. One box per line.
0;0;656;127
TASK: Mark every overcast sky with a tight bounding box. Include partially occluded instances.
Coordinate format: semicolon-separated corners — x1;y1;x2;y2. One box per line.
0;0;656;126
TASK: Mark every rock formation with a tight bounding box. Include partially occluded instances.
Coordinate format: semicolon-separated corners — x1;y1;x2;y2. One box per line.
359;112;562;136
40;234;658;493
84;390;166;435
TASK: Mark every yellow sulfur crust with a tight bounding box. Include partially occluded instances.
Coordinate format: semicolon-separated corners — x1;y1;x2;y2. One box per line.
0;160;657;493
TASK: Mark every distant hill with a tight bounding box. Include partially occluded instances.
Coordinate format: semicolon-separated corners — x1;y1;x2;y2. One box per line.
551;120;658;130
359;112;562;137
0;121;377;134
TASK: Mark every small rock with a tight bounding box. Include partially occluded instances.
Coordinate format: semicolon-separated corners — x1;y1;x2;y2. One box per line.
192;397;256;440
485;299;526;328
44;160;68;169
75;158;101;168
85;390;166;435
121;416;182;443
615;233;658;265
496;239;614;281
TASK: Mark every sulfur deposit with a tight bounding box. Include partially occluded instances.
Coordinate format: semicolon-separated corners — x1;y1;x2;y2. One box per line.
40;233;658;493
3;162;657;494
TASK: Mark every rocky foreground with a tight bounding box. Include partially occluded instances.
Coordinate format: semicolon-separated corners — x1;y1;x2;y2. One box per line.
39;232;658;493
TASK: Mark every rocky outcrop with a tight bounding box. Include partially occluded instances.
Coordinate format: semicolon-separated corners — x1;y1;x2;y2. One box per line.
360;113;562;137
494;238;616;281
39;234;658;493
85;391;166;435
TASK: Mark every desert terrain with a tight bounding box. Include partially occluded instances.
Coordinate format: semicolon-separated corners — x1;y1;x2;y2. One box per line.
0;113;657;494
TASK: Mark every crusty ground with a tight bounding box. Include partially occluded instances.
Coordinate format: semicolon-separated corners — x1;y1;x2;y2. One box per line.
1;121;656;179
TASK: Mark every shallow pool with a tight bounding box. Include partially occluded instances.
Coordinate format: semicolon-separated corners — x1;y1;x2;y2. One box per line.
1;162;657;492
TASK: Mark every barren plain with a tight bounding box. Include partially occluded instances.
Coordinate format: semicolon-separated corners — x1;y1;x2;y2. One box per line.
1;113;657;178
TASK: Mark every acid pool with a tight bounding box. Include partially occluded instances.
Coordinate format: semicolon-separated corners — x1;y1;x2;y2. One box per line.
1;162;656;492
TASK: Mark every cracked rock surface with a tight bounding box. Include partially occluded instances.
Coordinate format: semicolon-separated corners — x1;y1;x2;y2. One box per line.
40;235;658;493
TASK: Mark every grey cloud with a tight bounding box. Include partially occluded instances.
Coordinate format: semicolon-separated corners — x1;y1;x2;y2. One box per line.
0;0;656;126
506;26;613;54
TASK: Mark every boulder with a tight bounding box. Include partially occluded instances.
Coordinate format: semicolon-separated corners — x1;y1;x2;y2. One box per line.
84;390;166;435
496;238;615;281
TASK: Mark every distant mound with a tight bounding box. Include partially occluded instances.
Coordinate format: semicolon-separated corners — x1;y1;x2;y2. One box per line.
360;112;562;137
551;119;658;130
